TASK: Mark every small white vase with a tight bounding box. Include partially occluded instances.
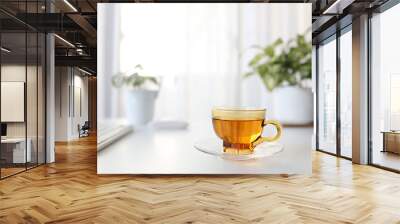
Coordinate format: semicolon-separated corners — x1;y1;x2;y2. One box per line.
272;86;313;125
125;89;158;126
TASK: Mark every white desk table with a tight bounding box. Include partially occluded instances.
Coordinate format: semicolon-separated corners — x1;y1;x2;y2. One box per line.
98;122;312;175
1;138;31;163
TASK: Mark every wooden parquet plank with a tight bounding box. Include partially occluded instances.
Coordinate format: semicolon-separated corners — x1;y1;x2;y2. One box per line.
0;135;400;223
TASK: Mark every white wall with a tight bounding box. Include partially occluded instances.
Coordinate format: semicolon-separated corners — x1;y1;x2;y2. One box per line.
1;63;46;164
55;67;89;141
1;65;37;137
1;65;26;139
55;66;68;141
72;74;89;138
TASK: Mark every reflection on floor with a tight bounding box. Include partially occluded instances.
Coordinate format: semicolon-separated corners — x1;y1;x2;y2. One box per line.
0;162;44;178
341;147;352;158
0;167;25;178
373;150;400;171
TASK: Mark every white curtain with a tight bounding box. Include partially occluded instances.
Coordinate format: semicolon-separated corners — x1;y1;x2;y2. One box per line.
98;3;122;120
99;3;311;124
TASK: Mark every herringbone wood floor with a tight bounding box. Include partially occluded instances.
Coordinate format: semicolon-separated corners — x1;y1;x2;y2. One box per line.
1;135;400;224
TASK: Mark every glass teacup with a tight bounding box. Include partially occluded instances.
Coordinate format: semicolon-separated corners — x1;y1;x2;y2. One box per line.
212;107;282;155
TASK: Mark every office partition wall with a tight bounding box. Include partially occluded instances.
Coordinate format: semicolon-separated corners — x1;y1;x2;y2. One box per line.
317;36;337;155
38;32;45;165
370;3;400;171
339;27;352;159
27;32;38;169
315;0;400;171
0;1;46;179
316;25;353;159
0;31;28;177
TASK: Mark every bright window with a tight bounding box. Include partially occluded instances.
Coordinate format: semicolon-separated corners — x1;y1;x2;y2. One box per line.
371;3;400;170
318;37;337;154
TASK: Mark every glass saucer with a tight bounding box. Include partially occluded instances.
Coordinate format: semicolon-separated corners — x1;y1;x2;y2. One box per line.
194;137;284;161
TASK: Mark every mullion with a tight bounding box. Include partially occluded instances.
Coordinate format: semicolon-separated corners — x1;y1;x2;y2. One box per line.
25;0;28;171
367;11;373;166
316;45;319;151
336;29;341;157
36;0;39;168
44;0;47;164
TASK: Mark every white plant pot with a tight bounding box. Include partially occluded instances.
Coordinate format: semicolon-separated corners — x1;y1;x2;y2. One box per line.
272;86;313;125
126;89;158;126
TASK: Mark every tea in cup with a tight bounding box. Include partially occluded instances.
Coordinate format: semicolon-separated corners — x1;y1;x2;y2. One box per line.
212;107;282;155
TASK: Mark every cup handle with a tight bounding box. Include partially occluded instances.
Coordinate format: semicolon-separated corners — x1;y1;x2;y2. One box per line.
252;120;282;147
262;120;282;142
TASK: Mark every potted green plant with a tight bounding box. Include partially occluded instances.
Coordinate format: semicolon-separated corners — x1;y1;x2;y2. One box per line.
245;34;312;125
112;64;160;126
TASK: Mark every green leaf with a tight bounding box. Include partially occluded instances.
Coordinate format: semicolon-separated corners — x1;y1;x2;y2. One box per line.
273;38;283;46
249;53;264;67
264;46;275;58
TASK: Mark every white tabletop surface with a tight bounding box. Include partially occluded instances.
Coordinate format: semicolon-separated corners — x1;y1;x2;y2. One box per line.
97;122;312;175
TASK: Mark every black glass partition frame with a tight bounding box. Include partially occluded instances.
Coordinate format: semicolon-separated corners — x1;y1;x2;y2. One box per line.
0;0;46;179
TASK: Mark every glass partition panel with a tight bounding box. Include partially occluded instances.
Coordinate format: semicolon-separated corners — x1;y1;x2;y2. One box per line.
339;29;352;158
318;37;337;154
0;1;46;179
38;32;45;165
1;31;27;178
371;4;400;171
27;31;38;169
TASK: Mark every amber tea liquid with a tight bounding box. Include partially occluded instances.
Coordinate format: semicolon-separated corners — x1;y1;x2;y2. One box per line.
212;118;264;154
